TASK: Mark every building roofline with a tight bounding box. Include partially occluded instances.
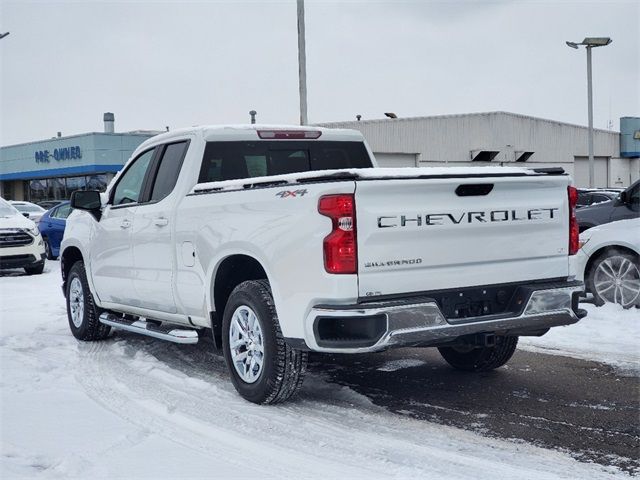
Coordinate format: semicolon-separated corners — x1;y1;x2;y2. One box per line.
1;131;159;150
318;111;620;135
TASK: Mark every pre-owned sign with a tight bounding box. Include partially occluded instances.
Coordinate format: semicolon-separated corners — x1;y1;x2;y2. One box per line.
35;146;82;163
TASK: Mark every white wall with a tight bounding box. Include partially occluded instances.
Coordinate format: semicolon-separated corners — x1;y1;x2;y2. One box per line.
573;157;610;188
608;158;632;188
320;112;625;188
373;152;418;167
630;159;640;184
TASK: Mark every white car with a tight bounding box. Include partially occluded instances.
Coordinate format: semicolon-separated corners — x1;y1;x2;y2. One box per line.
0;198;46;275
574;218;640;308
9;201;46;222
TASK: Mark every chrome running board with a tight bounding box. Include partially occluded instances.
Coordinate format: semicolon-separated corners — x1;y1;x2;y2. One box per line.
99;312;198;344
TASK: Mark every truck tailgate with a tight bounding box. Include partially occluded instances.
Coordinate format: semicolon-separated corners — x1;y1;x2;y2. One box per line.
355;175;570;297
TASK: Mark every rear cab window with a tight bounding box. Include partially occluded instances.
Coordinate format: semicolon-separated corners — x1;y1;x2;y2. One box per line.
198;141;373;183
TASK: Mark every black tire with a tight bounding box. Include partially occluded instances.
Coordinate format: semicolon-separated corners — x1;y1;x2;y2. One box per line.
587;249;640;309
66;261;111;341
438;336;518;372
44;238;57;260
222;279;307;404
24;262;44;275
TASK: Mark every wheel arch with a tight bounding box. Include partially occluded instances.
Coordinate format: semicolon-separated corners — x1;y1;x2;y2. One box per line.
61;246;84;285
210;254;270;341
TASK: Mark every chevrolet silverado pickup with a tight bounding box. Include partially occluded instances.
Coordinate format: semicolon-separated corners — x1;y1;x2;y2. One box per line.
61;125;585;404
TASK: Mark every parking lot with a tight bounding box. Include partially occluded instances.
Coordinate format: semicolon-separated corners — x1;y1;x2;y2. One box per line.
1;261;638;478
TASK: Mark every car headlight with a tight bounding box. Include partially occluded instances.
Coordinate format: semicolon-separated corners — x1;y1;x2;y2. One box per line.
25;226;40;236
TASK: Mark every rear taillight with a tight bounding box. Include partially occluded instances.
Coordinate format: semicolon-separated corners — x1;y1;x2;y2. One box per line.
318;194;357;274
568;185;579;255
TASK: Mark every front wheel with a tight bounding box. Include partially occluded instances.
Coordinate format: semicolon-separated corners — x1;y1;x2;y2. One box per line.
222;280;307;404
44;238;57;260
438;336;518;372
66;261;111;341
587;250;640;309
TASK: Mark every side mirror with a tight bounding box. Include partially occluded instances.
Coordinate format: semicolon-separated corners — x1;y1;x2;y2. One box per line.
70;190;102;211
619;191;628;204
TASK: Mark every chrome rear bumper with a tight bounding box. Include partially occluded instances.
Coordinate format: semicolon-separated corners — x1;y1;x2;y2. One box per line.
302;282;584;353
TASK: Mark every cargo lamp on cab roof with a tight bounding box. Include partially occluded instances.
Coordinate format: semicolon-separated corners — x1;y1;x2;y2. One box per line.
257;130;322;140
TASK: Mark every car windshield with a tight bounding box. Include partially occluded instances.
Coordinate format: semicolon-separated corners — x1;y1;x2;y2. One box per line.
13;203;45;213
0;198;19;217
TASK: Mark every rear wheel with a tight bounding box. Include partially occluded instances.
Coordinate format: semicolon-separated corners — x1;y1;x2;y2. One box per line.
66;261;111;341
438;336;518;372
587;250;640;308
222;279;307;404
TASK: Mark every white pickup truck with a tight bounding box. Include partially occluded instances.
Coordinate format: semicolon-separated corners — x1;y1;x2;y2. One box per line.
62;125;585;404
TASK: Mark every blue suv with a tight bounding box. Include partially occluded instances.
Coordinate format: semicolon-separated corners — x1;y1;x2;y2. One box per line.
38;201;72;260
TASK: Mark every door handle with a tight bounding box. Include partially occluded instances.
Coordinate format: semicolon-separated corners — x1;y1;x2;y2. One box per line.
153;217;169;227
120;219;132;229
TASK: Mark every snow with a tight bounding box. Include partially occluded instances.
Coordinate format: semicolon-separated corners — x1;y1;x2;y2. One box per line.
0;263;629;479
191;165;536;193
377;358;427;372
521;302;640;374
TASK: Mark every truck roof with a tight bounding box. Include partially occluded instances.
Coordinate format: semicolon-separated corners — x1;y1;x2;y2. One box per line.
136;124;365;151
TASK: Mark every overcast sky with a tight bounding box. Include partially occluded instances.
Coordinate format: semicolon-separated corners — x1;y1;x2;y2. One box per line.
0;0;638;145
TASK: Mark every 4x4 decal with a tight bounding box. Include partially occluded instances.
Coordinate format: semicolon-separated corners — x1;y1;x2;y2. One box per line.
276;189;308;198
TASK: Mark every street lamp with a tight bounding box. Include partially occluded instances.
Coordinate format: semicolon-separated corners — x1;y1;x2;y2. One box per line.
297;0;308;126
566;37;612;188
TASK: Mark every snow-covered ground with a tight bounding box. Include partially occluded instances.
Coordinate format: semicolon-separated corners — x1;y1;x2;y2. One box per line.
0;262;632;479
521;302;639;374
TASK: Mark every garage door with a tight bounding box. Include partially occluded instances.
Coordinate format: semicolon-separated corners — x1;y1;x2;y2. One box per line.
373;153;418;168
574;157;609;188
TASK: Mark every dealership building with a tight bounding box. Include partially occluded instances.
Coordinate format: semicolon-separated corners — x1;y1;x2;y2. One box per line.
321;112;640;188
0;114;159;202
2;111;639;203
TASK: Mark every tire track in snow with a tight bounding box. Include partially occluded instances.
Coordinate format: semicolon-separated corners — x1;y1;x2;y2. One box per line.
72;332;623;479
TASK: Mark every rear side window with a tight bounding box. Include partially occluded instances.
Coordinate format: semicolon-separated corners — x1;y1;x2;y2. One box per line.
198;141;372;183
577;192;590;206
591;194;611;203
150;141;189;202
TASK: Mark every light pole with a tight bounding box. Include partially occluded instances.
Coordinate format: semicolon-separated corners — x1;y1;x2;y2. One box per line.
297;0;308;125
566;37;612;188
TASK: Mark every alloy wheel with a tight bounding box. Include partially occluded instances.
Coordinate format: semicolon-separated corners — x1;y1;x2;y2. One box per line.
69;277;85;327
228;305;265;384
594;255;640;308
